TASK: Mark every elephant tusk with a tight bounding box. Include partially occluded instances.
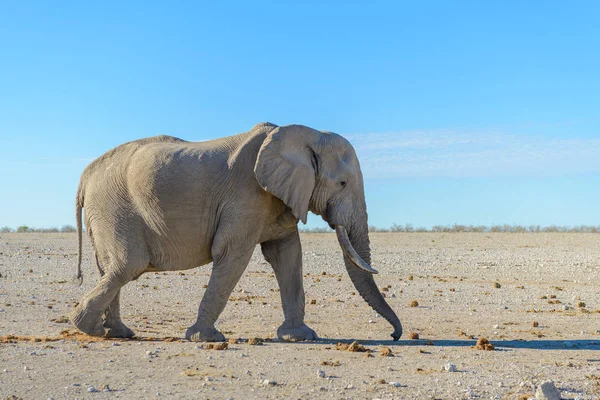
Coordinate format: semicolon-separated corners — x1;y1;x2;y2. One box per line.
335;225;379;274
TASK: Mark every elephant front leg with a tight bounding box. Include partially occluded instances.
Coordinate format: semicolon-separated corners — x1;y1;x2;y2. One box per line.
186;248;254;342
261;230;318;341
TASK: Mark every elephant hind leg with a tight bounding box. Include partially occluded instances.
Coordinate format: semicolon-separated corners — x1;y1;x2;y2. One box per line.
70;260;147;338
93;256;135;338
103;289;135;338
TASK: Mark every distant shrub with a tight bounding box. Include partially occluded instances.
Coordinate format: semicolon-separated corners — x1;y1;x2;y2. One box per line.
60;225;76;232
0;226;13;233
35;227;59;233
369;225;389;232
299;226;331;233
16;225;33;233
386;223;600;233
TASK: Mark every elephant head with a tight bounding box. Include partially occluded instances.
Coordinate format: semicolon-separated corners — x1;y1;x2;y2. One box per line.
255;124;403;340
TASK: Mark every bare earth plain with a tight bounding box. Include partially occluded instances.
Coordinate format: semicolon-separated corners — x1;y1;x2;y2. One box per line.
1;232;599;399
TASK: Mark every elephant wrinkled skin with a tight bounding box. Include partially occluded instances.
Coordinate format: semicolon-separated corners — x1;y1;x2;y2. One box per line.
70;123;403;342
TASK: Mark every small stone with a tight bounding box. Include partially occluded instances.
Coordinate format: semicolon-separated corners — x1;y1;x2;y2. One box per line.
261;379;276;386
88;386;97;393
409;300;419;307
23;366;29;371
408;332;419;340
345;384;355;389
494;282;501;288
532;321;539;327
563;305;570;310
317;369;326;378
535;380;561;400
493;324;499;329
443;362;457;372
389;382;402;387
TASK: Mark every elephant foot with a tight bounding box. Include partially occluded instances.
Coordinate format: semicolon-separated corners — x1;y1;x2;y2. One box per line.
185;324;226;342
104;322;135;339
277;323;318;342
69;308;105;337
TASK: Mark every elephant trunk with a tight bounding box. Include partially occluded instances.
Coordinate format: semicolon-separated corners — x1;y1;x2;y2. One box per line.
335;223;403;341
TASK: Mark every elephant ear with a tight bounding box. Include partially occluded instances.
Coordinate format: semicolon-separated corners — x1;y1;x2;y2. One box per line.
254;125;320;224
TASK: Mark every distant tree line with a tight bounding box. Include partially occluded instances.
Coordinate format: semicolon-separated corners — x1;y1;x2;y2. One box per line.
0;225;76;233
2;223;599;234
299;223;600;233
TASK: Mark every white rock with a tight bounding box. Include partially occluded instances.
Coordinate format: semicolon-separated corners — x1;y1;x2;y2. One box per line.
261;379;276;386
389;382;402;387
88;386;98;393
443;362;457;372
493;324;499;329
535;380;561;400
345;384;355;389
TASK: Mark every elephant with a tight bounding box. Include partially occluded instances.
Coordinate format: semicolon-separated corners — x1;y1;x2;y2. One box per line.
70;122;403;342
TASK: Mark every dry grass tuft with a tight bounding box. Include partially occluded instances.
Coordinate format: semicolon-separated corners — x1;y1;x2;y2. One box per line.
458;330;474;339
205;342;228;350
248;337;264;346
335;341;368;352
380;347;393;357
476;337;495;351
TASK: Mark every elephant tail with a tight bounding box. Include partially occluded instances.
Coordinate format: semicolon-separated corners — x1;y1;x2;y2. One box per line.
74;182;84;286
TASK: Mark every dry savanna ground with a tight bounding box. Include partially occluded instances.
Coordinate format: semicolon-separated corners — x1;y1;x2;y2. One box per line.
1;232;599;399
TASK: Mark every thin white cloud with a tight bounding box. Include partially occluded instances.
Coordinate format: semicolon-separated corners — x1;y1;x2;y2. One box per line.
345;130;600;179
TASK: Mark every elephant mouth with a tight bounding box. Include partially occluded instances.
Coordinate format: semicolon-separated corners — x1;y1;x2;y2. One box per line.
334;225;379;274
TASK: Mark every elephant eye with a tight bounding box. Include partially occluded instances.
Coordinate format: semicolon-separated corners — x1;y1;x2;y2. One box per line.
340;181;347;188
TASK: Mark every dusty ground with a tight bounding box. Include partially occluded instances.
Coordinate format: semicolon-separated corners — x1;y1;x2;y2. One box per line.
1;232;599;399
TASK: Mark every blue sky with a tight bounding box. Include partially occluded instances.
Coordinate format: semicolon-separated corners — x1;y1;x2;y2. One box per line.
1;1;599;229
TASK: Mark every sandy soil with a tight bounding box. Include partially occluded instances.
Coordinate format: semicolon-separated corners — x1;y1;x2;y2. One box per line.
1;232;599;399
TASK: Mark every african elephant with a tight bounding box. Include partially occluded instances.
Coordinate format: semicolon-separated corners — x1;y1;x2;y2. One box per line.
70;122;403;342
